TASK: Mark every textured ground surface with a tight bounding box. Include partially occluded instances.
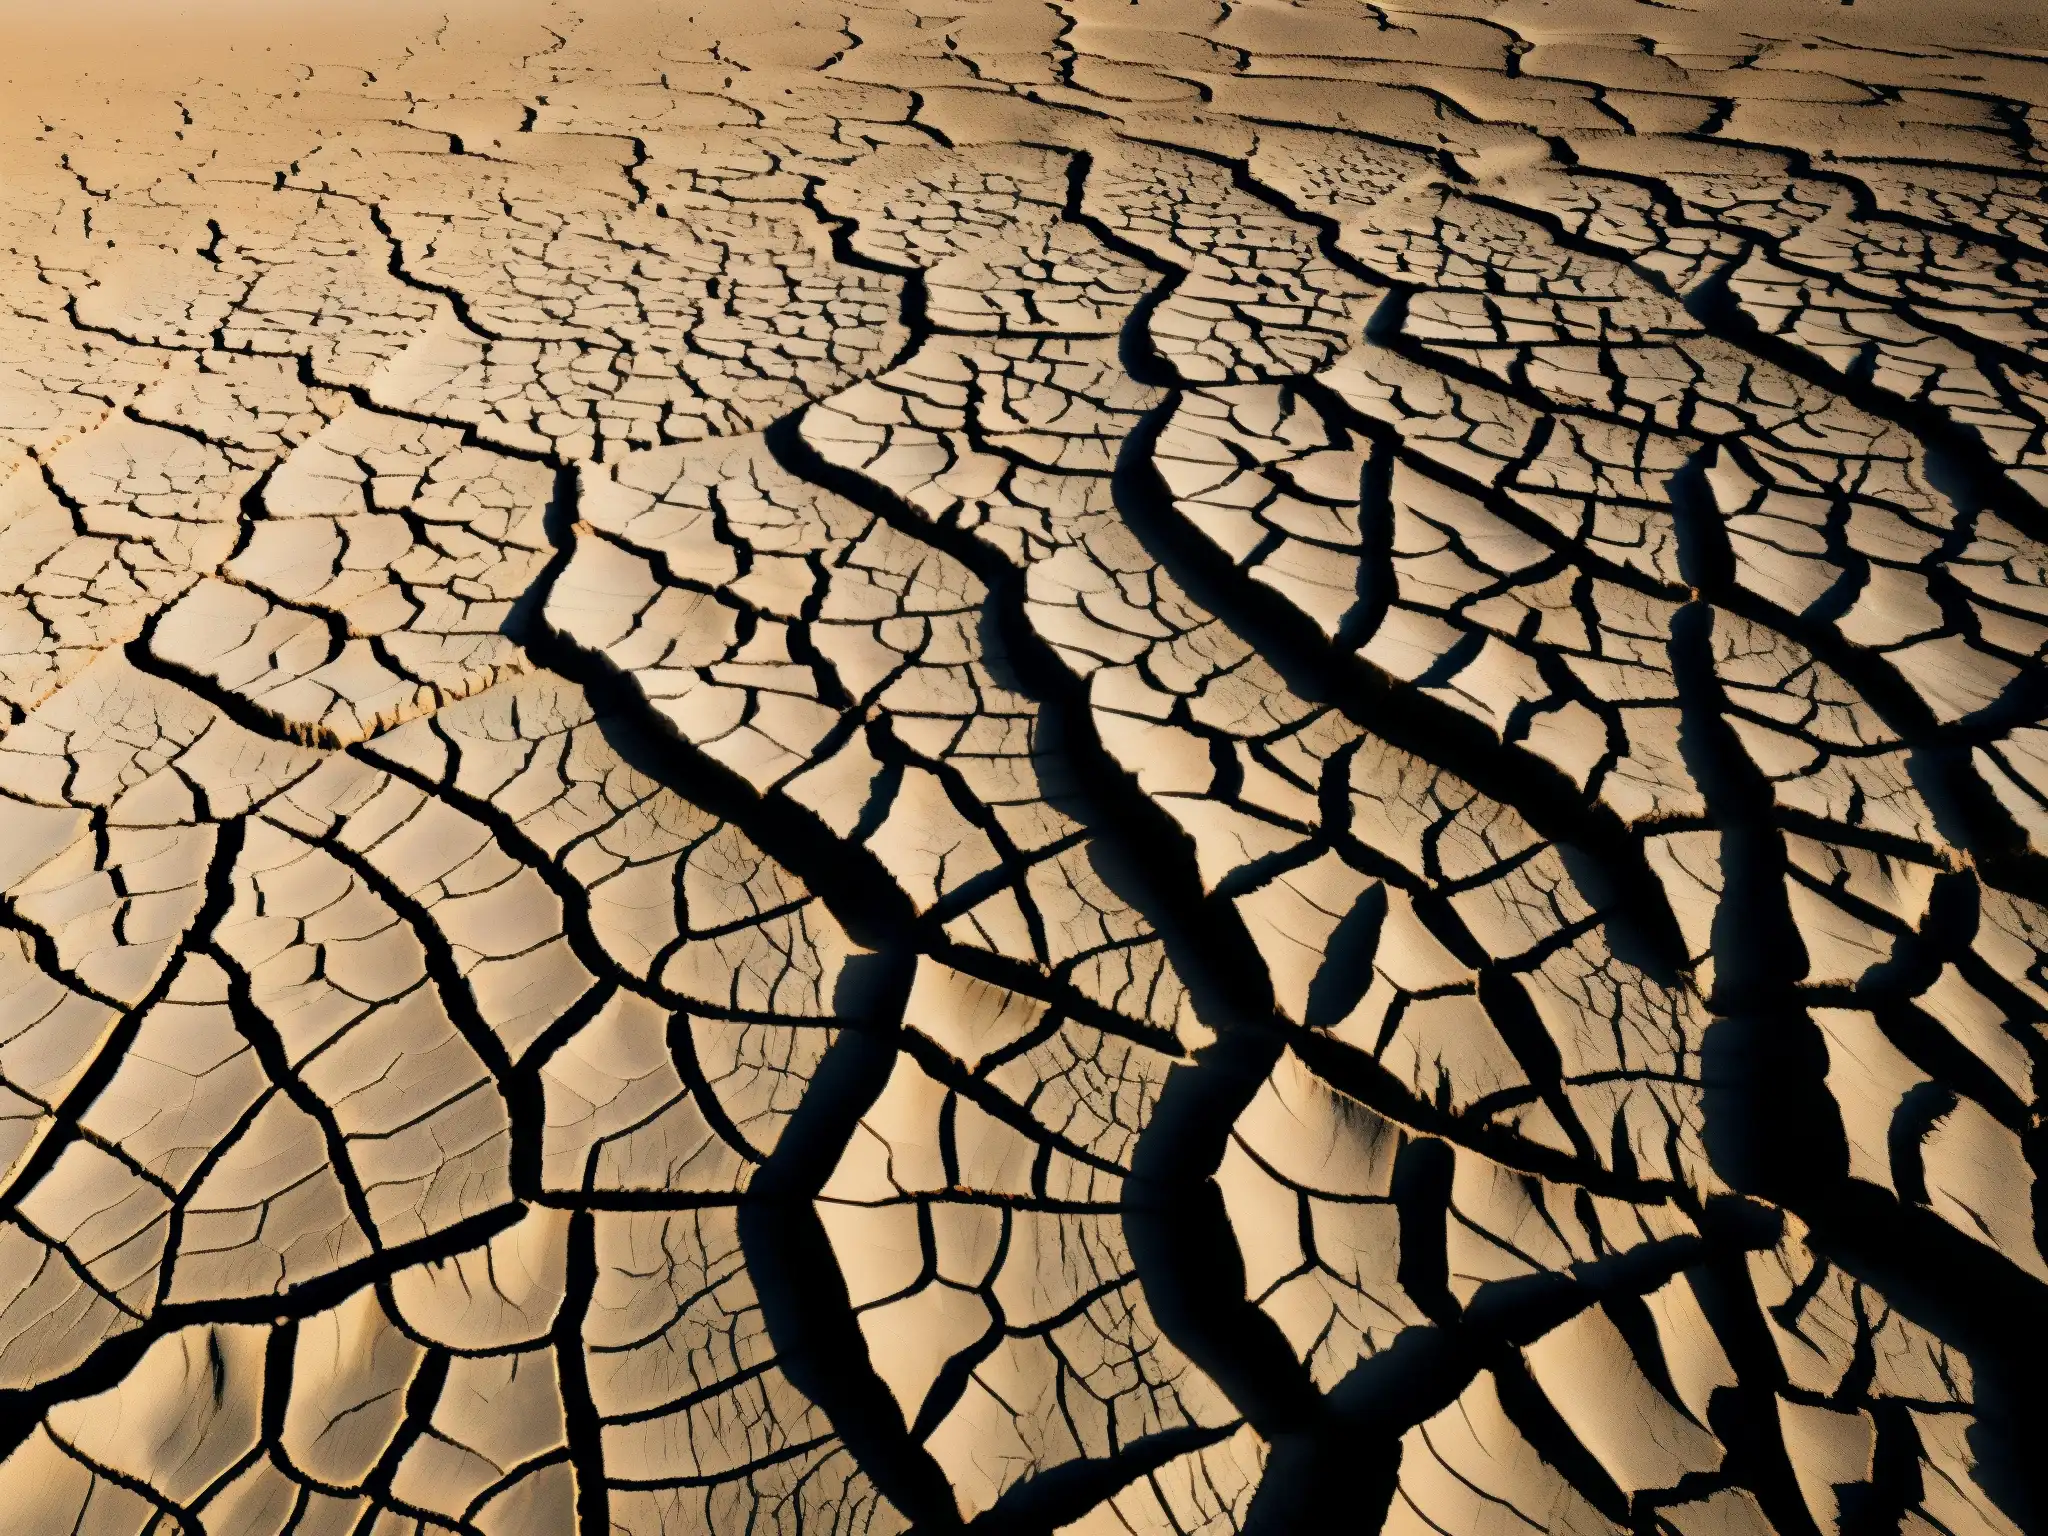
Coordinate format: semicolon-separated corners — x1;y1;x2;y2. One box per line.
3;0;2048;1531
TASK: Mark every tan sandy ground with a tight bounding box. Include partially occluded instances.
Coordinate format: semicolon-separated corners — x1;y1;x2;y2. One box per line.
0;1;2046;1532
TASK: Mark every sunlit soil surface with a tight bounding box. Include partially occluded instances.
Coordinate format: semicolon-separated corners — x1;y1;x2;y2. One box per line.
2;0;2047;1530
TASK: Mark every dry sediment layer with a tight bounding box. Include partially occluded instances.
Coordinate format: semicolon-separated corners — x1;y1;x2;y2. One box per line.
1;0;2046;1531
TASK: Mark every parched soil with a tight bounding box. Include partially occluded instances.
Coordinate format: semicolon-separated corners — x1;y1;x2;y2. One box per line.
1;2;2046;1532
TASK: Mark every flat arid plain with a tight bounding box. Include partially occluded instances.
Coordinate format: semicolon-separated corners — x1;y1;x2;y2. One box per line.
2;0;2047;1531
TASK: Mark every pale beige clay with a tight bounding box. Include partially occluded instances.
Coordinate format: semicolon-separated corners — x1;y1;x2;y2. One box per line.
0;0;2044;1531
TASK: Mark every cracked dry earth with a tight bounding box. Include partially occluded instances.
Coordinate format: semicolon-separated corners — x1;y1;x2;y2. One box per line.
10;1;2048;1534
